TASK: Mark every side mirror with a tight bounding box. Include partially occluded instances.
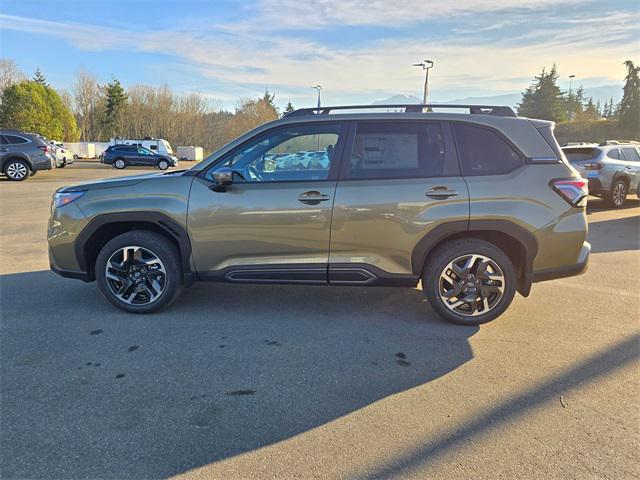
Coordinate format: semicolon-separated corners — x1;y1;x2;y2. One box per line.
211;167;233;192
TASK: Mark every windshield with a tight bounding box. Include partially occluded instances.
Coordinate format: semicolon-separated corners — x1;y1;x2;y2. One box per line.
561;148;600;162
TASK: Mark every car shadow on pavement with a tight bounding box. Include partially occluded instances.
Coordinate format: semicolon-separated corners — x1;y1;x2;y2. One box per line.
588;216;640;253
357;333;640;479
0;270;477;479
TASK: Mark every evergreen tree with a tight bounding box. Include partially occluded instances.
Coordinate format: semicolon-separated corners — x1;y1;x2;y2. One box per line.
283;101;295;116
619;60;640;136
517;65;567;122
102;78;128;137
262;89;277;112
582;97;600;121
33;68;48;87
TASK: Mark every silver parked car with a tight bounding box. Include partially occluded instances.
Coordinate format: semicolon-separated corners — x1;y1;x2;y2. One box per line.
562;141;640;207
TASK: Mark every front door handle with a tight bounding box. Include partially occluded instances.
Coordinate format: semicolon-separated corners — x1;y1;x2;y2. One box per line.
298;191;331;205
426;187;459;199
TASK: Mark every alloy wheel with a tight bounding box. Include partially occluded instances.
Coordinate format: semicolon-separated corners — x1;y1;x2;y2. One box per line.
105;246;167;305
158;160;169;170
612;182;626;207
114;159;125;169
438;254;505;317
7;162;28;179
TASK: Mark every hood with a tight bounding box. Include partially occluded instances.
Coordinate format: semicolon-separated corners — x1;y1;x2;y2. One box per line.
59;171;172;192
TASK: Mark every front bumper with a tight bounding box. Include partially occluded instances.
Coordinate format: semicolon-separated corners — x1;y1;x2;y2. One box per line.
532;241;590;282
49;246;91;281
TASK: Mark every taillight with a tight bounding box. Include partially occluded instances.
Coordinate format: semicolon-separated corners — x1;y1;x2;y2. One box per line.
582;162;603;170
550;178;588;207
38;145;50;153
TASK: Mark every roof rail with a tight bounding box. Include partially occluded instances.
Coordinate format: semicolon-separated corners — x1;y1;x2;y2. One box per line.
283;104;518;118
599;140;640;146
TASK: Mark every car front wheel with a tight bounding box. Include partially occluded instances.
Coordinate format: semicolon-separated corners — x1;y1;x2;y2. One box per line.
157;159;169;170
5;159;30;181
95;231;183;313
423;238;516;326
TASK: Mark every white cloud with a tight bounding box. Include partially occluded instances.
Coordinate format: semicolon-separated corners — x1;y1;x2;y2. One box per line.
253;0;591;28
1;6;637;104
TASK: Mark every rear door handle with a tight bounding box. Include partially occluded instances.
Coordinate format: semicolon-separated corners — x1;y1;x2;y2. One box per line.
426;187;459;199
298;191;331;205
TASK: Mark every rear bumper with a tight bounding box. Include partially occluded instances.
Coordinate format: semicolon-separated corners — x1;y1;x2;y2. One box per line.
533;241;590;282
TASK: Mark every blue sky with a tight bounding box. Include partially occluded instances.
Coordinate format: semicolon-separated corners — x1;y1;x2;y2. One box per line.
1;0;638;110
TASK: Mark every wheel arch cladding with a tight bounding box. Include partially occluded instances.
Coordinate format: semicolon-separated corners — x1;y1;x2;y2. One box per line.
411;220;538;297
74;212;192;282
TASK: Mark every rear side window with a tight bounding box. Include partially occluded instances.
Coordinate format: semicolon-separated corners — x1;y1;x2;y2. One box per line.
4;135;28;144
347;122;457;179
453;124;523;176
606;148;621;159
621;147;640;161
562;148;600;162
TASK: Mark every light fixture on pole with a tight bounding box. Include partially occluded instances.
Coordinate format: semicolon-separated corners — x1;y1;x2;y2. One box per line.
413;59;434;105
312;85;322;108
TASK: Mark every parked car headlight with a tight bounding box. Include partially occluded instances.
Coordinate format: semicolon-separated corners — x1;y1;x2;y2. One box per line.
53;191;85;208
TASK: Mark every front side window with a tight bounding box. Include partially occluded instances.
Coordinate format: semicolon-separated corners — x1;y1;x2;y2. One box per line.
208;123;342;183
138;148;154;155
453;124;524;176
347;122;455;179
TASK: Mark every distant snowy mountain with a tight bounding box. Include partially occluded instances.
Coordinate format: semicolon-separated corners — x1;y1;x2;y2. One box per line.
374;85;623;110
372;94;422;105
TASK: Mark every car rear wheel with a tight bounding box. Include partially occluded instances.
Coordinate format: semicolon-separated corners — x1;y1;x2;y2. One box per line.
423;238;516;326
5;159;30;181
157;159;169;170
114;158;126;169
96;231;183;313
607;179;627;208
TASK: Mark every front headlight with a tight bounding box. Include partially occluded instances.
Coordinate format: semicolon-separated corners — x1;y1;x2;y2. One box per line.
53;191;85;208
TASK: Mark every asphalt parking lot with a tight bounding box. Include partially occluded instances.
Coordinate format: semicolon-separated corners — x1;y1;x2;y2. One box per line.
1;161;639;479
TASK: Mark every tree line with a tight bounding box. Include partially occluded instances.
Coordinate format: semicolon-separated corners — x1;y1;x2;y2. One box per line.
0;60;280;153
0;57;638;149
517;61;639;138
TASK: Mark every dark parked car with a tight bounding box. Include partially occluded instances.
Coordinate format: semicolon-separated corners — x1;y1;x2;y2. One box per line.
101;145;178;170
0;129;55;181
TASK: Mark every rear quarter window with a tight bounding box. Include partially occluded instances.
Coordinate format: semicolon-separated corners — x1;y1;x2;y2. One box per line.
606;148;621;160
452;123;524;176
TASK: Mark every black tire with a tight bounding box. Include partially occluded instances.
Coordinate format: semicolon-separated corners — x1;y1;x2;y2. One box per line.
95;231;183;313
59;159;67;168
157;159;169;170
606;179;627;208
423;238;517;326
113;158;127;169
4;159;30;181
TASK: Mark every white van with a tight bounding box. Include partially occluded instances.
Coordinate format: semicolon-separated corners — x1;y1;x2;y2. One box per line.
109;138;174;156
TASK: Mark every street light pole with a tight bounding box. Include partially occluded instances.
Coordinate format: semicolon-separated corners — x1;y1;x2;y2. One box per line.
413;59;434;105
568;74;576;120
312;85;322;109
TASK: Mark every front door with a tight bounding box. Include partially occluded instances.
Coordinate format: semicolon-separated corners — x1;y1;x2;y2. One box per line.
188;122;347;283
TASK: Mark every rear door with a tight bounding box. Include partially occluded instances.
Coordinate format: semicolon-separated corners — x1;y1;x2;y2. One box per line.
328;121;468;283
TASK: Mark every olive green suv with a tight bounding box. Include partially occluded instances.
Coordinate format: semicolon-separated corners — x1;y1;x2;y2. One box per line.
48;104;590;325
